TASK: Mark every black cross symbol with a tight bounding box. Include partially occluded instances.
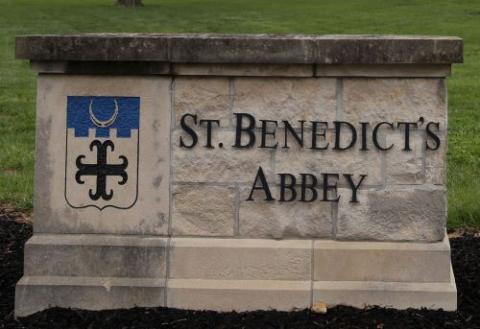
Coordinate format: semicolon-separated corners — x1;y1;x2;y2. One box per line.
75;140;128;201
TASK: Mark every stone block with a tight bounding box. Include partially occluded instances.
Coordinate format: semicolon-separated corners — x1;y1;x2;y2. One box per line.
315;64;451;77
173;129;273;183
174;77;231;127
313;236;452;282
15;276;165;317
275;137;384;186
167;279;311;312
385;131;424;185
313;276;456;310
336;186;446;241
34;75;171;235
23;234;167;278
239;187;333;238
169;238;312;280
174;64;314;77
342;78;447;126
171;185;236;236
233;78;336;126
425;131;447;185
382;127;446;185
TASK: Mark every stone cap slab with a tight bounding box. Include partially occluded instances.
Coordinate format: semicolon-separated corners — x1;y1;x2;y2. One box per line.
16;34;463;64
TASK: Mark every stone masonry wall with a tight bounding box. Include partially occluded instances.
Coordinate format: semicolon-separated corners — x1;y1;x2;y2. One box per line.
171;76;447;241
14;35;462;315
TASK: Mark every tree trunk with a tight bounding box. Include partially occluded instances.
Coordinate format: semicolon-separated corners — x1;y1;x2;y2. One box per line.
117;0;143;7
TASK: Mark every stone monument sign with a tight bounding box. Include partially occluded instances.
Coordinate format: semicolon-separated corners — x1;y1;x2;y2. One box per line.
14;34;463;316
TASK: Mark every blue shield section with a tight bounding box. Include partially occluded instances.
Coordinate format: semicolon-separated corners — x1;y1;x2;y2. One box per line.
67;96;140;138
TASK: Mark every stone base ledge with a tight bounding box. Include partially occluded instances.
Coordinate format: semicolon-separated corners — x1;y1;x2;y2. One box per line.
167;279;311;312
15;276;166;317
170;236;452;283
23;234;167;278
15;234;457;316
313;270;457;311
313;236;452;282
169;237;312;281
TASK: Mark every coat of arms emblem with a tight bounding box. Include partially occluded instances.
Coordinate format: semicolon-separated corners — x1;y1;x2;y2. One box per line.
65;96;140;210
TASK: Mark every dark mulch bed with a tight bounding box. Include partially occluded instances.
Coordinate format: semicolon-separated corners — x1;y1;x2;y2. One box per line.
1;208;479;329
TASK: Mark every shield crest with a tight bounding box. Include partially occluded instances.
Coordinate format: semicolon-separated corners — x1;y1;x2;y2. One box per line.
65;96;140;210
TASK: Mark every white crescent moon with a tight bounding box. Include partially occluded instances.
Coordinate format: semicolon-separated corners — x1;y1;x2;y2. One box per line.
89;98;119;128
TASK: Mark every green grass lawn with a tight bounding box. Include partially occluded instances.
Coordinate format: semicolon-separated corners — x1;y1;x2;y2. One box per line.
0;0;479;227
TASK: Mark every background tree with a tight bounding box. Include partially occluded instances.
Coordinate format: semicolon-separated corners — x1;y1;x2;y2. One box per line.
117;0;143;6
